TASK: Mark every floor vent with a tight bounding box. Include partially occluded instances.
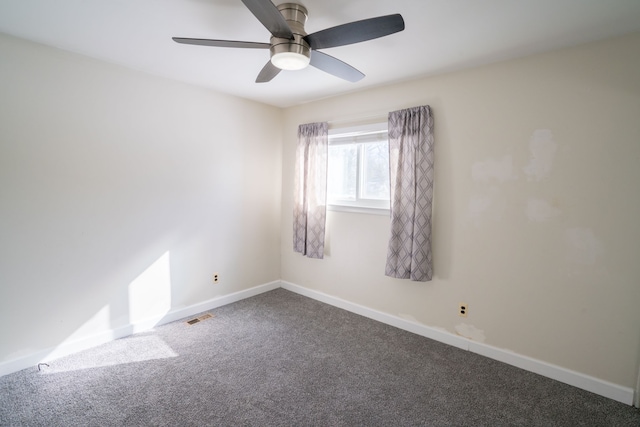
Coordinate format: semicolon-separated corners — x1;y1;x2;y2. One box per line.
186;313;214;325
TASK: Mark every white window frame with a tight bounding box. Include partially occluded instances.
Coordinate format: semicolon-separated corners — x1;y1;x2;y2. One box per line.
327;122;390;215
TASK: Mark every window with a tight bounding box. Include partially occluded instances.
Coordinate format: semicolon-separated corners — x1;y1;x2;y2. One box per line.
327;123;390;213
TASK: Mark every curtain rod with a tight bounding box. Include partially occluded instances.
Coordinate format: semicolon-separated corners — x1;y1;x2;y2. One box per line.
326;111;389;127
324;104;426;126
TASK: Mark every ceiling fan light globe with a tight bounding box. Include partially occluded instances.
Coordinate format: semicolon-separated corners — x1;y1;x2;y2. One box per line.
271;52;310;70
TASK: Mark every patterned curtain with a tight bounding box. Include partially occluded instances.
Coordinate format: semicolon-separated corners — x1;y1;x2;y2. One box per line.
293;122;329;259
385;106;434;281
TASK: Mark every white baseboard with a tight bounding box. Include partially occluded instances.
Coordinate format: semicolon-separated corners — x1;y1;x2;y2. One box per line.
2;279;634;407
280;281;635;406
635;368;640;407
0;280;281;378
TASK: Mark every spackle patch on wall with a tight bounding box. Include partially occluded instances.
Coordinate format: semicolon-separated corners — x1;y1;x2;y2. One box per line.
472;155;517;183
565;227;604;266
526;198;561;222
469;194;491;218
468;187;507;222
455;323;486;342
524;129;556;181
398;313;419;323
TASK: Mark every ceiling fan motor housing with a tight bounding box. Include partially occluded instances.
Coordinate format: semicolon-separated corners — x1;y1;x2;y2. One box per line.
270;3;311;70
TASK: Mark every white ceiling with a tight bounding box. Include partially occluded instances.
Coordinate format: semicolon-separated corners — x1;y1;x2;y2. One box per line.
1;0;640;108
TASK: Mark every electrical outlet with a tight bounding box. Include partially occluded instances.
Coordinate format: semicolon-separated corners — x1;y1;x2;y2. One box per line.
213;273;219;284
459;303;468;317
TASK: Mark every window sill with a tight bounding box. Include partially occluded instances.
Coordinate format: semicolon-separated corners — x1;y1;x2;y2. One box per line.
327;204;390;216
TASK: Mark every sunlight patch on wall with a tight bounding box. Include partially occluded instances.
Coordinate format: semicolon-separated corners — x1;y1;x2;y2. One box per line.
128;251;172;324
60;305;111;345
40;335;178;374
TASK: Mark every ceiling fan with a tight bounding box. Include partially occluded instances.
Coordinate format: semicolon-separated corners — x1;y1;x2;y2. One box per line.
172;0;405;83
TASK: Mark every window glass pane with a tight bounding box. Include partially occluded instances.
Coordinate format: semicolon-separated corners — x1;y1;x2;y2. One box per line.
361;141;390;200
328;144;358;201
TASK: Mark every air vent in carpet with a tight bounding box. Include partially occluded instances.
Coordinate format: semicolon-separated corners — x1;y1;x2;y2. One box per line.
186;313;213;325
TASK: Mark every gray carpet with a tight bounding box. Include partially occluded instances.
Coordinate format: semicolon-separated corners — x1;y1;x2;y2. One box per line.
1;288;638;426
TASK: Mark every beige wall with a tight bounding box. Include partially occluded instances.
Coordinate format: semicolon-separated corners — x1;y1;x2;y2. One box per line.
1;27;639;393
281;32;640;388
0;34;283;364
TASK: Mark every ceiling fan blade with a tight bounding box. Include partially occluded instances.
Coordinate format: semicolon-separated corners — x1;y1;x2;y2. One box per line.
172;37;270;49
241;0;294;39
309;51;364;83
304;14;405;50
256;61;281;83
